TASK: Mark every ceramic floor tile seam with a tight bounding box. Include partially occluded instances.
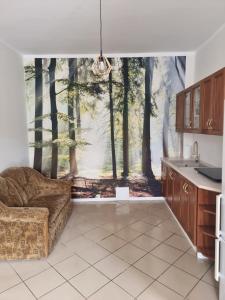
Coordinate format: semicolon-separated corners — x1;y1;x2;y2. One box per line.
133;278;184;300
4;262;39;300
130;233;169;256
113;245;148;265
183;263;218;299
156;264;212;299
95;235;131;254
149;248;185;265
46;263;88;299
116;275;155;300
171;253;213;280
161;233;192;252
9;259;53;282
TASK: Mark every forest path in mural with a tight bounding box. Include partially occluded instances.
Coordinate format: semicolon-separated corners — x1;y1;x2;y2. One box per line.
65;176;162;198
25;56;185;198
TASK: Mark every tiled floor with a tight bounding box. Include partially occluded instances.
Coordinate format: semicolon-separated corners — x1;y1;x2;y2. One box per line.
0;201;219;299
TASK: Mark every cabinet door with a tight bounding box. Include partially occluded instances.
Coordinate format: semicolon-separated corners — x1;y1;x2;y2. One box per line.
167;168;174;208
172;173;181;221
180;179;189;233
161;163;167;197
184;91;192;130
176;93;184;131
192;85;201;131
187;182;197;244
201;77;213;131
211;70;224;134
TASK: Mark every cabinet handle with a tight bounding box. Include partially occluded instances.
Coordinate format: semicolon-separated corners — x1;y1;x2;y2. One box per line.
182;183;187;191
184;183;189;194
209;119;213;129
206;119;210;128
169;172;174;180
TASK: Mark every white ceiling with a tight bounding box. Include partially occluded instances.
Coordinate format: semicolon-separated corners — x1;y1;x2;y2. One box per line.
0;0;225;55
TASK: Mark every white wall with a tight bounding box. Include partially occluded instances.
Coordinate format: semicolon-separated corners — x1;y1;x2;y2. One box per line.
0;41;28;171
183;25;225;167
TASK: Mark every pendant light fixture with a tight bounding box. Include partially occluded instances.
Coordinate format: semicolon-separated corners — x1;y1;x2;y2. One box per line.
92;0;112;77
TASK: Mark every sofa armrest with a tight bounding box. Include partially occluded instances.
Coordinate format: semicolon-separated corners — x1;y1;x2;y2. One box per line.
0;201;49;259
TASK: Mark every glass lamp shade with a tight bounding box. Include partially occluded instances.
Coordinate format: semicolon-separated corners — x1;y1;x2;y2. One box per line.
92;55;112;77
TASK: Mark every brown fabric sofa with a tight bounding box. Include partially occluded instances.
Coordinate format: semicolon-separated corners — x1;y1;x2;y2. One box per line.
0;167;73;260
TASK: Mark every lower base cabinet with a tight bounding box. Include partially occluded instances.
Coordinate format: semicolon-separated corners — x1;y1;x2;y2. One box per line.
162;162;218;259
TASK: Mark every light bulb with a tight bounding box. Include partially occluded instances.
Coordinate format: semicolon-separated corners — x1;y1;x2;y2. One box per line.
99;61;105;71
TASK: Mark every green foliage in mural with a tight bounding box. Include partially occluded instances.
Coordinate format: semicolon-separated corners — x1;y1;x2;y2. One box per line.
25;56;185;184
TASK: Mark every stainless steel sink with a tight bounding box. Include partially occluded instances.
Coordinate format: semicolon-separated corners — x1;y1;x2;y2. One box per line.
171;160;208;168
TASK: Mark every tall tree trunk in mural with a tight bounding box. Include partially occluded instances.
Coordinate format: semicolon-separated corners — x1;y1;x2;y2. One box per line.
142;57;155;178
68;58;78;176
122;58;129;178
48;58;58;179
33;58;43;172
108;58;117;179
175;56;186;88
76;59;81;130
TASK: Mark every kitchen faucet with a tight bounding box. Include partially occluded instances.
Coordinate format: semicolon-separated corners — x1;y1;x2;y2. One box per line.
192;141;200;162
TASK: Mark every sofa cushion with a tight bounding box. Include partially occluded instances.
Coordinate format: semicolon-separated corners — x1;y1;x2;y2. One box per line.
0;177;24;207
27;194;69;225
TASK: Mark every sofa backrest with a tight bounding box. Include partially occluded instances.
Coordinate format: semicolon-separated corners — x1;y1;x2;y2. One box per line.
0;167;42;205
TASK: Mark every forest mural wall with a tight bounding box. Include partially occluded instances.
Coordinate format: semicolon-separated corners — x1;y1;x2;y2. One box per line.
25;56;186;198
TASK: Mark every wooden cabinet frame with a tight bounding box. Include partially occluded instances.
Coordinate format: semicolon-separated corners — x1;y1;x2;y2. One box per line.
176;67;225;136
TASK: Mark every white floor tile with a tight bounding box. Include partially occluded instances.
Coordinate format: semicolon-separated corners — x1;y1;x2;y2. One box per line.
134;253;169;279
130;221;154;233
187;281;219;300
78;243;110;264
132;234;160;252
145;227;173;242
70;267;109;297
94;254;129;279
54;254;89;279
25;268;65;298
164;234;191;251
114;266;153;297
84;227;112;242
138;281;183;300
115;227;142;242
202;265;218;287
0;283;35;300
98;235;127;252
0;263;21;293
174;253;211;278
114;243;146;264
10;259;50;280
158;266;198;297
151;243;183;264
40;282;84;300
89;282;133;300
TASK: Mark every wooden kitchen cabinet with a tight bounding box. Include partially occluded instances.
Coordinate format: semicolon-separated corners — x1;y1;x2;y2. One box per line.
161;161;218;257
172;172;181;222
176;67;225;136
166;167;175;208
201;69;224;135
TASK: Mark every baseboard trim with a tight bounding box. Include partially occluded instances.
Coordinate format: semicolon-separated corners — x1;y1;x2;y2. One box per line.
72;196;165;203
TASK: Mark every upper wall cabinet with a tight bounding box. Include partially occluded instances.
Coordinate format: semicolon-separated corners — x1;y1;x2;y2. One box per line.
176;68;225;136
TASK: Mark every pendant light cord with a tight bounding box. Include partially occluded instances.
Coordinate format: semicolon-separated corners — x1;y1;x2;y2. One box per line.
99;0;103;57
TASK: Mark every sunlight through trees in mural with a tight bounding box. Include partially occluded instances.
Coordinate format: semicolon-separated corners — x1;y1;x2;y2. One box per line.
25;56;186;198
